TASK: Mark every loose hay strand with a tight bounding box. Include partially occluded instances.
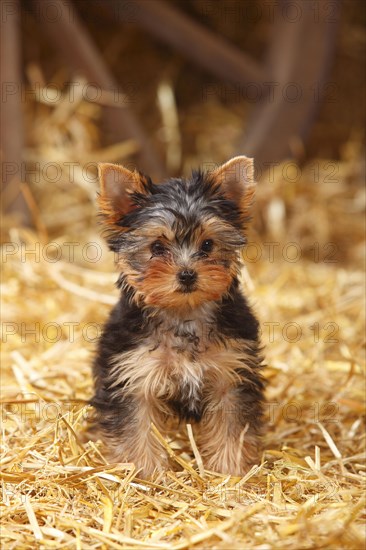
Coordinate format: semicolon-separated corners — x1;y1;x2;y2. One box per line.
186;424;205;478
23;495;43;541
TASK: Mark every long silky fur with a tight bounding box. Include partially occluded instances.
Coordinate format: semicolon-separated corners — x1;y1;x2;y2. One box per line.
91;161;265;478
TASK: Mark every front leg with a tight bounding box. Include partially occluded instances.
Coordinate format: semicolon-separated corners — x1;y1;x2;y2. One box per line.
198;375;264;476
98;394;169;478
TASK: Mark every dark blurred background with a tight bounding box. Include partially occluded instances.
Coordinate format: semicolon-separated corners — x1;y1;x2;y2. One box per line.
1;0;365;240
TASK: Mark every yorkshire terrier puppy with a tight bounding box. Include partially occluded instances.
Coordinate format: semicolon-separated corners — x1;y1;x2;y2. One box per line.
92;156;264;477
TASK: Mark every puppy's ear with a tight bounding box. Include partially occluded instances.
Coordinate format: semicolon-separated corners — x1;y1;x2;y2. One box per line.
98;163;150;226
211;156;255;216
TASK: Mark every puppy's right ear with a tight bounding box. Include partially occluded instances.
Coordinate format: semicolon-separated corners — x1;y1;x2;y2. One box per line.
98;163;150;227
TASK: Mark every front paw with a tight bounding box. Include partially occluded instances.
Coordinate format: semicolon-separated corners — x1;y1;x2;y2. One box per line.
203;439;259;476
205;455;253;476
108;447;168;479
134;457;169;479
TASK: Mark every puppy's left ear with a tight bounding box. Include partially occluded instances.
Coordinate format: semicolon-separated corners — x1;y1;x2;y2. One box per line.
211;156;255;216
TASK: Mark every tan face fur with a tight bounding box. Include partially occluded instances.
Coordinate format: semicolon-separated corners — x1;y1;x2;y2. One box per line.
98;157;255;312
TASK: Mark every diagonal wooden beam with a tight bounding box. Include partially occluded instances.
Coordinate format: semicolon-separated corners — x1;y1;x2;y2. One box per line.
107;0;267;88
31;0;165;179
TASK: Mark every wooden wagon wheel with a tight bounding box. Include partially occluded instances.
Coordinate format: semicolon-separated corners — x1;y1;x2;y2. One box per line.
1;0;340;224
114;0;341;171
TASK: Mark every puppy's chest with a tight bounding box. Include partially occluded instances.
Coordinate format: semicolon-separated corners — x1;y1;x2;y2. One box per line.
110;316;228;401
155;318;212;359
109;309;254;426
144;317;217;388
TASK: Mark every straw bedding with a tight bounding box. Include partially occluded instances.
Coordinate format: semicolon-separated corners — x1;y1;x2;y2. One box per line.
1;77;365;550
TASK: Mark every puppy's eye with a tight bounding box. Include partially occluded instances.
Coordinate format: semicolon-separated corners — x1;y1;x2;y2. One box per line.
151;241;166;256
201;239;214;253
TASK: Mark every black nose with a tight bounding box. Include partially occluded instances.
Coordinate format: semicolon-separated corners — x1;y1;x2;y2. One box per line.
178;269;197;286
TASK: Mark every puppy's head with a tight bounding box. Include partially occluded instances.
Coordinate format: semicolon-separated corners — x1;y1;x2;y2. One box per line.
98;157;255;311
